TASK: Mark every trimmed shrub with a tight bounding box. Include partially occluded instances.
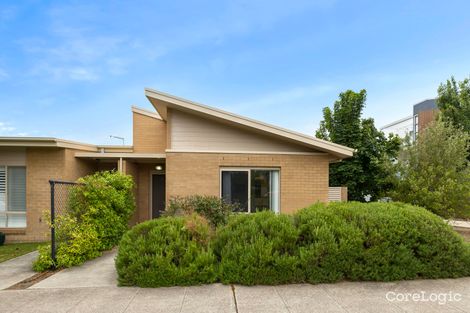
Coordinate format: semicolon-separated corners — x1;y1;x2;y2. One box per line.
295;202;470;283
116;214;218;287
33;171;135;271
212;211;303;285
116;201;470;287
165;195;238;227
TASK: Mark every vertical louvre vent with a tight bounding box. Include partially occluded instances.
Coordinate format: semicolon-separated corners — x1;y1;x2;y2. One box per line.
0;166;5;212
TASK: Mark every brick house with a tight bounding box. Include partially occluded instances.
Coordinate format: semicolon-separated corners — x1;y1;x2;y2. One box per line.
0;89;353;242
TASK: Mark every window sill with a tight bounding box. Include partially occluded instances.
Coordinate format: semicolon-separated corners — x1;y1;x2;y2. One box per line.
0;228;27;235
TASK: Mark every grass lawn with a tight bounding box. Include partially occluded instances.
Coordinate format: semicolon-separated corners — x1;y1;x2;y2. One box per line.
0;242;46;263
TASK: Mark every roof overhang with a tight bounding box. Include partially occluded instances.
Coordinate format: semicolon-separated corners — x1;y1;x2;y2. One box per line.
145;88;355;159
0;137;98;152
75;152;166;163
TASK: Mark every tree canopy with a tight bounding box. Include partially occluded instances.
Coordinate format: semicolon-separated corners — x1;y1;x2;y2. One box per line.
437;76;470;133
316;90;401;201
389;119;470;218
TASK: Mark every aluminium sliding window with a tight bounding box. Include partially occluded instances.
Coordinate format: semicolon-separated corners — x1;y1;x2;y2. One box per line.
0;166;26;228
221;168;280;213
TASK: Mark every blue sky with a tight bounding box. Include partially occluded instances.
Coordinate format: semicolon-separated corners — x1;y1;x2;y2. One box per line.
1;0;469;145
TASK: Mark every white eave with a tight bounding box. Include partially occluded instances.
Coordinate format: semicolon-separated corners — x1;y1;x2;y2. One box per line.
131;106;162;120
75;152;166;159
145;88;355;159
0;137;98;152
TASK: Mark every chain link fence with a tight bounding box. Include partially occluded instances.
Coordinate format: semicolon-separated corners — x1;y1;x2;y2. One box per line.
49;180;79;263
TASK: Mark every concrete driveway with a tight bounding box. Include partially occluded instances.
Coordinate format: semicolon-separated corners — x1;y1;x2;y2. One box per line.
0;250;469;312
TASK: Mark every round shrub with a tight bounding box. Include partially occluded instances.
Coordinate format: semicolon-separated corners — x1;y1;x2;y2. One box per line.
295;202;470;283
116;214;218;287
212;211;303;285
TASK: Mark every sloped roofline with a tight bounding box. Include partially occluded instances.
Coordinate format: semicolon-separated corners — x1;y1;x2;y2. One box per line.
145;88;354;159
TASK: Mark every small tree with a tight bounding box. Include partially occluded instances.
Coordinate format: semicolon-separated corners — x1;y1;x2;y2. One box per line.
316;90;401;201
437;76;470;133
390;119;470;218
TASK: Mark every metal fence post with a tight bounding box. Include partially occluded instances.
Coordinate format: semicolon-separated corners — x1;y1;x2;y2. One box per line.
49;180;56;264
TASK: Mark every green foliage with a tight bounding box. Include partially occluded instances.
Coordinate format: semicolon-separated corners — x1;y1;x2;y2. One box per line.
390;119;470;218
0;232;4;246
33;245;56;272
116;214;217;287
212;211;302;285
296;202;470;282
69;171;136;250
33;171;136;271
437;76;470;133
165;195;237;227
316;90;401;201
116;202;470;287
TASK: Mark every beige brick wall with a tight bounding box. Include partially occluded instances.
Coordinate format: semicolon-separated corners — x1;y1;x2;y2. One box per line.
123;160;140;225
166;152;329;214
4;148;95;243
133;111;167;153
135;164;154;223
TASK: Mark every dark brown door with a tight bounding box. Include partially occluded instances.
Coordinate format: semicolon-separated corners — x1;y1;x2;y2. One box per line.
152;174;165;218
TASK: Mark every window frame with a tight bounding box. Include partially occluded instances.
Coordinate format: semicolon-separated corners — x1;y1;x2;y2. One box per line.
219;167;280;213
0;165;27;229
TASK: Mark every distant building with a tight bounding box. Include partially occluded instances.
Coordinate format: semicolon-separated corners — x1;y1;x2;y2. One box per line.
381;116;413;139
381;99;438;140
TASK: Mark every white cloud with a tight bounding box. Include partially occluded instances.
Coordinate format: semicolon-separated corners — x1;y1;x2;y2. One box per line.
0;122;16;134
29;63;98;81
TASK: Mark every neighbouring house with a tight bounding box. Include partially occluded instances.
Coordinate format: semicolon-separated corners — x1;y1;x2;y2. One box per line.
0;89;353;242
381;99;437;140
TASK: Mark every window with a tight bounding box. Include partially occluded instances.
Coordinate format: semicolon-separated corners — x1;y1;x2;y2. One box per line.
0;166;26;228
413;114;419;140
221;168;280;213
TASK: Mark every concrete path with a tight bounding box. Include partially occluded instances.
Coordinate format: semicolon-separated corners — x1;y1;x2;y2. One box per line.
1;279;470;312
0;251;38;290
30;249;117;289
1;251;469;312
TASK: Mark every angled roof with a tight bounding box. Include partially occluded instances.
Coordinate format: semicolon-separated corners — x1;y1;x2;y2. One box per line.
413;99;437;115
145;88;354;159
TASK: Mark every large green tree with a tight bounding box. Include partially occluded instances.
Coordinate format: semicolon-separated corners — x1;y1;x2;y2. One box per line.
389;119;470;218
316;90;400;201
437;76;470;133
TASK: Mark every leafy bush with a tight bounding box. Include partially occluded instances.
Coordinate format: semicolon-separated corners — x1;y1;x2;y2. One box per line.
33;171;135;271
116;201;470;287
295;202;470;282
0;232;5;246
212;211;303;285
390;119;470;218
116;214;217;287
165;195;237;227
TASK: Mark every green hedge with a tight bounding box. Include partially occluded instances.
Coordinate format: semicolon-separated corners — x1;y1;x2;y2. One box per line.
213;211;303;285
116;214;218;287
33;171;135;271
116;202;470;286
295;202;470;283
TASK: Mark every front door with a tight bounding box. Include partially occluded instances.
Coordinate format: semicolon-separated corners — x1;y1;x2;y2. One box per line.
151;174;165;218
